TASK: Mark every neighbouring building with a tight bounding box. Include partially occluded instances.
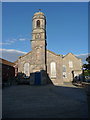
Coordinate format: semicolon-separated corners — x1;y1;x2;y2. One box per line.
0;58;15;84
15;11;82;85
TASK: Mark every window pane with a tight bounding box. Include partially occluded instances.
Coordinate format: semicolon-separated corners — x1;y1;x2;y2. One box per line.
24;63;30;76
63;72;67;78
37;20;40;28
50;62;56;78
69;61;73;68
63;65;66;72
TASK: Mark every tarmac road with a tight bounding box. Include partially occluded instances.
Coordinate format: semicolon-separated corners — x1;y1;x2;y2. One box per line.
2;84;88;118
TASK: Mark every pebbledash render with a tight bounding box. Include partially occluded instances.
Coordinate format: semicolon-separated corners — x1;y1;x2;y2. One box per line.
16;11;82;85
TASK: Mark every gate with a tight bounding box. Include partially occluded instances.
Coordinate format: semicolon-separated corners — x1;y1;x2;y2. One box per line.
35;72;41;85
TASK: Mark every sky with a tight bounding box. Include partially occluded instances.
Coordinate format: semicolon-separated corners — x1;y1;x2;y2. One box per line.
0;2;89;62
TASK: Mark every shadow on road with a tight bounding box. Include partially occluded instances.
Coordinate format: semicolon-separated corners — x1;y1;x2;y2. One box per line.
2;81;89;119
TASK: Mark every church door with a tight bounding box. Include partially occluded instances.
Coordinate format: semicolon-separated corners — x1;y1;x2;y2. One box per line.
35;72;41;85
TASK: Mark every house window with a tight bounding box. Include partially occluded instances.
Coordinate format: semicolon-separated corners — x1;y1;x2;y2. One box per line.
62;65;67;78
69;61;73;68
24;63;30;77
62;65;66;72
63;72;67;78
37;20;40;28
50;62;56;78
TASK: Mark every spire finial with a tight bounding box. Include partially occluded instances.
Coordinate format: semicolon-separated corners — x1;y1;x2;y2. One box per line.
39;9;41;12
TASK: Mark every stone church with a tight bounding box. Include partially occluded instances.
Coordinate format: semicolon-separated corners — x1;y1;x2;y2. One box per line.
15;11;82;85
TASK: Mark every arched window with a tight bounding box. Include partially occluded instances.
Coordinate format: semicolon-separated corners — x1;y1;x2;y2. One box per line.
24;63;30;77
50;62;56;78
37;20;40;28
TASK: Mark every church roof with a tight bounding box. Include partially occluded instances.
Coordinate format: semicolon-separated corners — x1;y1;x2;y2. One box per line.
17;50;81;62
47;49;63;57
34;11;44;16
17;49;63;60
62;53;82;60
18;51;32;59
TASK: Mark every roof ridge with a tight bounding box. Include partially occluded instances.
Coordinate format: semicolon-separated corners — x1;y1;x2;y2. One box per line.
19;51;32;58
0;58;15;66
63;53;82;60
47;49;61;56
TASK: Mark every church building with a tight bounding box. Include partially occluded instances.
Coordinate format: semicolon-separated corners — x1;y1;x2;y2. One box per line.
16;11;82;85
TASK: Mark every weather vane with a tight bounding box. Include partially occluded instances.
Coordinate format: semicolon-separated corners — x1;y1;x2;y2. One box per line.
39;9;42;12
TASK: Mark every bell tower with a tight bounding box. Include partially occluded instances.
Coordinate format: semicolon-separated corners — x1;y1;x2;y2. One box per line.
31;10;47;72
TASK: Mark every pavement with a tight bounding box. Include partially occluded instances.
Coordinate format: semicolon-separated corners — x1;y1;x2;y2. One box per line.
2;83;89;119
85;85;90;119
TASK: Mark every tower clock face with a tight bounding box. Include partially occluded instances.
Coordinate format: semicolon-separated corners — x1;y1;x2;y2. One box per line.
35;33;41;39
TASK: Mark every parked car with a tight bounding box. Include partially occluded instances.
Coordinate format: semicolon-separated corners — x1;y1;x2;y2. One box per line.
85;76;90;79
85;79;90;83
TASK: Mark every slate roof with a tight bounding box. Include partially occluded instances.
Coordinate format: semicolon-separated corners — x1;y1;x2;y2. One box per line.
0;58;15;66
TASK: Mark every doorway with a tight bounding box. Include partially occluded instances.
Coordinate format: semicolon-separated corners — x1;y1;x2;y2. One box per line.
35;72;41;85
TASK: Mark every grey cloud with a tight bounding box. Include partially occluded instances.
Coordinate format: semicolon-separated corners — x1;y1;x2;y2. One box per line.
75;53;90;64
0;49;27;62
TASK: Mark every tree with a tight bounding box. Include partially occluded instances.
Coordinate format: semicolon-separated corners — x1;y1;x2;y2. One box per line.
82;64;88;70
83;56;90;70
86;56;90;64
83;56;90;76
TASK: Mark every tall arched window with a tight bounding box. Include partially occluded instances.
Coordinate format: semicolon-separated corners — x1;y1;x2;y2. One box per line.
37;20;40;28
24;63;30;77
50;62;56;78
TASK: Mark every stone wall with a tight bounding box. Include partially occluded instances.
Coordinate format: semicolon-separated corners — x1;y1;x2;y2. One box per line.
18;52;32;74
47;50;63;85
62;53;82;82
17;51;82;85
